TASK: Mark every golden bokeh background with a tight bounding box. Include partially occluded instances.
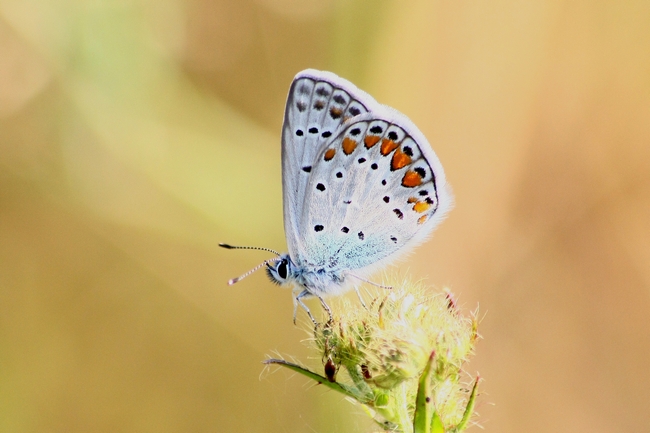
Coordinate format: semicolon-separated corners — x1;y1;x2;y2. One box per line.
1;1;649;432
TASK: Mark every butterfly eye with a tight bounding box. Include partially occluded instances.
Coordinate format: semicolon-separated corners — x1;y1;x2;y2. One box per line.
277;260;288;279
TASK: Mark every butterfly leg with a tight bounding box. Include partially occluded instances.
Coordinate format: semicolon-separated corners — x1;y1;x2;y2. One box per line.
295;290;317;325
316;295;333;324
294;290;333;324
354;286;367;309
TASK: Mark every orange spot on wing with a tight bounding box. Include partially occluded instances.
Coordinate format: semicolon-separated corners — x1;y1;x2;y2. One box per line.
324;148;336;161
364;135;381;148
402;170;422;187
418;215;428;225
391;147;412;170
413;201;430;213
407;197;418;203
342;137;357;155
380;139;399;156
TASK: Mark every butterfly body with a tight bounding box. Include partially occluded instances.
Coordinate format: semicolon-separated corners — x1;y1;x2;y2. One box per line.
264;69;453;310
266;253;348;298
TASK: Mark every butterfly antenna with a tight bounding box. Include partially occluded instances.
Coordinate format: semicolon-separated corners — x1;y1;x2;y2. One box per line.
227;257;281;285
349;273;393;290
219;243;280;256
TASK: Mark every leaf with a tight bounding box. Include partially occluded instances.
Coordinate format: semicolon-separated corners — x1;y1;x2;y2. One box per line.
263;358;373;404
412;351;437;433
431;412;445;433
453;375;480;432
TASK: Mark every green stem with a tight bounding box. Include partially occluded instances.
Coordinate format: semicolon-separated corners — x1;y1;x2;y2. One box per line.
395;382;414;433
343;363;374;403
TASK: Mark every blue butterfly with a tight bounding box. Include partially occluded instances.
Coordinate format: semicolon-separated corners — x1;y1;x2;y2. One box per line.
222;69;453;323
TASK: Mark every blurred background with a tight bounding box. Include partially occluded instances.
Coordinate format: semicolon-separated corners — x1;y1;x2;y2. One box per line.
1;1;649;432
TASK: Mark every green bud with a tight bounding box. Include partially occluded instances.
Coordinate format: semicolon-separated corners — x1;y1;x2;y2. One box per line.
270;278;481;432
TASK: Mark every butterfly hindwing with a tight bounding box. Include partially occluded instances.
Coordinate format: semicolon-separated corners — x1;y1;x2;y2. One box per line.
298;111;452;274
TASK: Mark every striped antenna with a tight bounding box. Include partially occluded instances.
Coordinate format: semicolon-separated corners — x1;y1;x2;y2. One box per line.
227;257;282;285
219;243;280;256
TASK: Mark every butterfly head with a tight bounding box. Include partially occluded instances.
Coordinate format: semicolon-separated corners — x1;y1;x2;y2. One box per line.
266;253;295;286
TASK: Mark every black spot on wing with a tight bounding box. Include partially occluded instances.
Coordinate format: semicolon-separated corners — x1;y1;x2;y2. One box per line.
329;107;342;119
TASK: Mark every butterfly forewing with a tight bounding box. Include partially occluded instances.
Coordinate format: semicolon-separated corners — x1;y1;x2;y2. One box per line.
282;70;374;257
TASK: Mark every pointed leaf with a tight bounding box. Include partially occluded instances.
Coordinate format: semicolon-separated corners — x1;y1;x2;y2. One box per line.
263;358;373;404
431;412;445;433
413;351;436;433
454;375;480;431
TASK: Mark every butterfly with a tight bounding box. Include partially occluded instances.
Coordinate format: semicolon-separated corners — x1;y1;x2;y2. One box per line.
221;69;453;323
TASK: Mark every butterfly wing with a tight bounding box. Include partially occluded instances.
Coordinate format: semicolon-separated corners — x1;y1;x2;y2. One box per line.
297;109;453;278
281;70;377;257
282;69;453;284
